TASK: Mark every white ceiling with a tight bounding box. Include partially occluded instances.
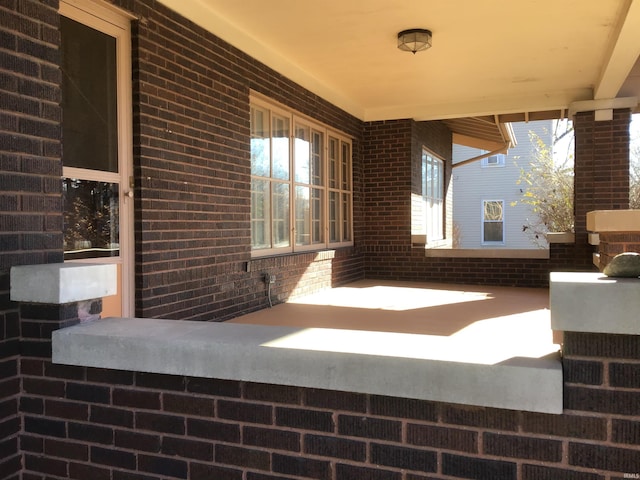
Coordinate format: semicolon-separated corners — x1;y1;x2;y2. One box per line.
157;0;640;123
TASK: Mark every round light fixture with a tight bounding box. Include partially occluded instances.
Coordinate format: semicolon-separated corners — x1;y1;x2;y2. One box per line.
397;29;432;54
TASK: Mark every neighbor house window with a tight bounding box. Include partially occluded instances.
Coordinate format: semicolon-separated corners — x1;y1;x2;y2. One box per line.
423;149;444;242
482;200;504;244
481;153;506;167
251;95;352;255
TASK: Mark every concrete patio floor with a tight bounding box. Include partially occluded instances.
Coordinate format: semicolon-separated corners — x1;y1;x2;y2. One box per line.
230;279;560;366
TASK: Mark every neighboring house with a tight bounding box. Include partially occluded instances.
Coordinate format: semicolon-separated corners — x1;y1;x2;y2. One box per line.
452;120;553;249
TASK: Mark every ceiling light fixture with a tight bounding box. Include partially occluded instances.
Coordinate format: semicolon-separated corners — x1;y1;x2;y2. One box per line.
397;28;432;54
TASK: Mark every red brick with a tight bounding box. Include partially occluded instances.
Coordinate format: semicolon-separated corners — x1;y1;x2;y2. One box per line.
338;415;401;441
215;444;270;471
407;424;478;453
276;406;334;432
483;433;562;461
243;425;300;452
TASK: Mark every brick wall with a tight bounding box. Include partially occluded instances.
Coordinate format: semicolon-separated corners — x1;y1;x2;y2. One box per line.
17;302;640;480
0;0;63;478
123;0;364;320
362;119;413;250
362;120;593;287
596;232;640;271
562;332;640;476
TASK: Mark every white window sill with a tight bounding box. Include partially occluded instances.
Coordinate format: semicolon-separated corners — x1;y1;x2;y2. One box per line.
52;317;562;414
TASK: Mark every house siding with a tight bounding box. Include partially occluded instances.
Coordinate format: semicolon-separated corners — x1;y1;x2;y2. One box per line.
453;121;553;249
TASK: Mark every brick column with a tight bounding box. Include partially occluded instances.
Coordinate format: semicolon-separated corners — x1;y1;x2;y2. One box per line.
562;332;640;472
573;109;631;268
551;272;640;476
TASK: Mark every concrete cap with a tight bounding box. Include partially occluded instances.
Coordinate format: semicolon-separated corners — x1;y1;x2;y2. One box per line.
11;263;117;304
586;210;640;232
550;272;640;335
52;317;563;414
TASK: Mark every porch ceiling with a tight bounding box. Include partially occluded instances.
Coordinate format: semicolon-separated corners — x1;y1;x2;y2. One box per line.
157;0;640;141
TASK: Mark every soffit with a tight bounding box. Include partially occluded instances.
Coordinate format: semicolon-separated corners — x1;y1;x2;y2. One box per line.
156;0;640;143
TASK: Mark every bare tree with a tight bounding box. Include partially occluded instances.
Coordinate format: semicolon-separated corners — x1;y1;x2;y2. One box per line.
513;121;574;247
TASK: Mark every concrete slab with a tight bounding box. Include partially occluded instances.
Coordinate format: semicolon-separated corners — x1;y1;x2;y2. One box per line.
586;209;640;232
550;272;640;335
11;263;117;304
53;280;563;414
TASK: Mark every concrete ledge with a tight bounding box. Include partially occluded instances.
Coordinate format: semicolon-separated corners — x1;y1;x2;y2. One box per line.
547;232;575;244
587;209;640;232
11;263;117;304
550;272;640;335
52;317;563;414
425;248;549;259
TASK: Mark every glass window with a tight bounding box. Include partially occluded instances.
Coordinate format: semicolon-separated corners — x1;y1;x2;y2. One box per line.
63;179;119;259
481;153;506;168
423;149;444;242
250;97;352;254
483;200;504;243
61;16;118;173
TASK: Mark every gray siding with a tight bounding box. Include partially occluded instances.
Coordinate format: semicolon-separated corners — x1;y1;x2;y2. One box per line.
452;121;553;249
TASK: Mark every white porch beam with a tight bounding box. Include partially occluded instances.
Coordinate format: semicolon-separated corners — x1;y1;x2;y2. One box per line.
594;0;640;100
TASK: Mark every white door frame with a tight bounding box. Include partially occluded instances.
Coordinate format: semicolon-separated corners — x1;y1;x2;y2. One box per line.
60;0;135;317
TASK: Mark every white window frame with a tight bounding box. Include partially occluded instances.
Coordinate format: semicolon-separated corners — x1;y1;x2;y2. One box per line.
481;153;506;168
481;199;505;245
250;94;353;257
423;148;444;243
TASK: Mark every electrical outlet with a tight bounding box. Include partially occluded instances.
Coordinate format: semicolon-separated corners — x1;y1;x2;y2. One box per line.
263;273;275;284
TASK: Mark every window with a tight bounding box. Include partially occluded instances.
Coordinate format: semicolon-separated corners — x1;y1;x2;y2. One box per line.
250;96;352;255
481;153;506;167
482;200;504;244
423;149;444;242
60;0;135;317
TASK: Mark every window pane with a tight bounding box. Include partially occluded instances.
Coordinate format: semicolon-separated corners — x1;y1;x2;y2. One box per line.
272;182;290;247
251;107;270;177
295;185;310;246
341;193;352;241
251;178;270;249
311;131;324;186
484;201;503;221
295;186;324;245
63;179;119;259
61;16;118;172
312;188;324;243
295;124;310;183
329;137;339;188
329;191;339;242
272;115;290;180
341;142;351;190
484;222;503;242
424;151;444;242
